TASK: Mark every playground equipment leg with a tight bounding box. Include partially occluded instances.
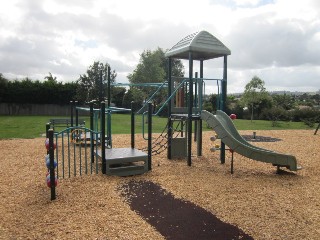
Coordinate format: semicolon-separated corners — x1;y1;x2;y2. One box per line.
101;102;106;174
131;102;135;149
48;129;56;200
230;150;234;174
148;102;152;171
89;102;94;163
187;52;193;167
197;119;202;156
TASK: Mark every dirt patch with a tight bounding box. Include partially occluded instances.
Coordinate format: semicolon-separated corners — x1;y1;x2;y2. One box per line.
120;180;253;240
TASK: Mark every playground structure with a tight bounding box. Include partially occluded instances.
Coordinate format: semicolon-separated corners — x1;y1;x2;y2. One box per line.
46;100;153;177
44;30;302;200
164;30;230;166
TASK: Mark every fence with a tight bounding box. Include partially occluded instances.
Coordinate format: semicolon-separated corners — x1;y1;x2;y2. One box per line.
0;103;73;115
0;103;91;116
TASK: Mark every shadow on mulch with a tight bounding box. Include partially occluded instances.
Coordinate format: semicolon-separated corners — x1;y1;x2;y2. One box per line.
120;180;254;240
241;135;281;142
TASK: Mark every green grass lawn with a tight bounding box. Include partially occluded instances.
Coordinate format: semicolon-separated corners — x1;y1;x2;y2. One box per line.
0;114;312;139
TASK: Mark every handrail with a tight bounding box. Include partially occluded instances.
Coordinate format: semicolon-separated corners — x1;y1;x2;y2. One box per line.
112;82;168;87
137;81;168;114
154;79;188;115
171;76;223;81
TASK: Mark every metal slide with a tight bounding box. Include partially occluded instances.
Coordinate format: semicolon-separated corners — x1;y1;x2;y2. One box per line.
201;110;302;171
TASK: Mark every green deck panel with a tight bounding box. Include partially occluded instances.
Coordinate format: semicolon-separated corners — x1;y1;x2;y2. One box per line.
201;110;302;171
96;148;149;176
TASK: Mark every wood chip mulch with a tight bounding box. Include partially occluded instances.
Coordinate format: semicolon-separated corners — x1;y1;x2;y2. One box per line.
0;130;319;239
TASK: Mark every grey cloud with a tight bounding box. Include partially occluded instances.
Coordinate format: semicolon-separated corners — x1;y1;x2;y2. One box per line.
226;15;320;69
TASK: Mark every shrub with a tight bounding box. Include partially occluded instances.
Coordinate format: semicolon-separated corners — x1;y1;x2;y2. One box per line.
291;108;320;127
260;107;290;127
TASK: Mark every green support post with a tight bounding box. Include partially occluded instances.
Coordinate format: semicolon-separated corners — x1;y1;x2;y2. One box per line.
107;66;111;108
187;52;193;166
101;102;106;174
198;60;204;157
48;129;56;200
131;101;135;149
148;102;152;171
46;123;50;138
107;111;111;148
90;102;94;163
46;123;50;155
220;55;228;164
167;57;172;159
99;70;103;103
194;72;198;142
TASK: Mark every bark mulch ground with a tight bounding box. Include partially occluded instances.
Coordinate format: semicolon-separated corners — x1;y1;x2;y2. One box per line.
120;180;254;240
1;130;320;239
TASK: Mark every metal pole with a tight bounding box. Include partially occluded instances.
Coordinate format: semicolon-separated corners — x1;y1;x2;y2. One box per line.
90;102;94;163
167;57;173;159
131;101;135;149
198;60;204;157
99;70;103;103
107;66;111;108
46;123;50;155
101;102;106;174
46;123;50;138
194;72;198;142
48;129;56;200
187;52;193;166
231;150;234;174
148;102;152;171
220;55;227;164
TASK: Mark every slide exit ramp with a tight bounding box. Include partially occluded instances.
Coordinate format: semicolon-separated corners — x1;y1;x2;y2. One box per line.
201;110;302;172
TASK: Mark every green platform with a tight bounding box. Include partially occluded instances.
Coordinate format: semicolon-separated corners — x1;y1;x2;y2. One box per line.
96;148;149;176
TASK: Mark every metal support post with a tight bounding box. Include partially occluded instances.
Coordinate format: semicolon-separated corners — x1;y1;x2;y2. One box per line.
148;102;152;170
48;129;56;200
187;52;193;166
131;101;135;149
101;102;106;174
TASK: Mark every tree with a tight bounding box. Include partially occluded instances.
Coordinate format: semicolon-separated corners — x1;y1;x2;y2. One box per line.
0;73;8;102
272;94;296;110
127;47;184;108
122;88;145;110
240;76;272;122
44;72;57;83
203;94;219;113
111;86;126;107
261;106;290;126
76;61;117;103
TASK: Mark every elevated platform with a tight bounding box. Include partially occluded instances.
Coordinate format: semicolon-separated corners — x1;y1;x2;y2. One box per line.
171;114;201;121
96;148;149;176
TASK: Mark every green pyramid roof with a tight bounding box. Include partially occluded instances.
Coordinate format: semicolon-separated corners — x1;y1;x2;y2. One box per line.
165;30;231;60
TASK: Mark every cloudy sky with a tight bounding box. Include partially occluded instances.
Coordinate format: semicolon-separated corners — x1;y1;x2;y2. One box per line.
0;0;319;93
